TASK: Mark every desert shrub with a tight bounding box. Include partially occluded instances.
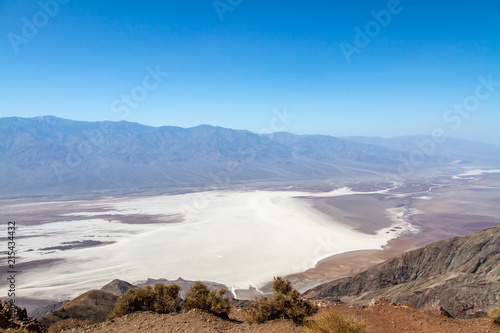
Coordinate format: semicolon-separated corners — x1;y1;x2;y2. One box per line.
109;283;180;319
47;318;93;332
152;283;182;314
183;282;230;318
245;296;274;323
490;306;500;326
245;276;318;324
109;285;154;319
273;276;293;294
304;308;366;333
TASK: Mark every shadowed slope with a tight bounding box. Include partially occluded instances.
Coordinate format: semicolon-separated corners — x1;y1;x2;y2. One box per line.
303;226;500;318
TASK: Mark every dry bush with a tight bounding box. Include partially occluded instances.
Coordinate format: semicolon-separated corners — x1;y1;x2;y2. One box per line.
305;308;366;333
109;283;180;319
246;276;318;324
245;296;274;324
490;307;500;326
152;283;182;314
48;318;93;332
109;285;154;319
183;282;230;318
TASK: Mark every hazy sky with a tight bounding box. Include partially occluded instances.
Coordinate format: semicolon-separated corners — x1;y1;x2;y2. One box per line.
1;1;499;143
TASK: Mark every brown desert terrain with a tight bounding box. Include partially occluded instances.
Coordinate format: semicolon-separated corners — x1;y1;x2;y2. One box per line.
54;300;498;333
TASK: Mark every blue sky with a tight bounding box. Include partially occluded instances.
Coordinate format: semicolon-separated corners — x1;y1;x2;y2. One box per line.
1;0;499;143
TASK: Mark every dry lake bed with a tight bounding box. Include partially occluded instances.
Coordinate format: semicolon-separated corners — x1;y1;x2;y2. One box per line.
1;168;500;311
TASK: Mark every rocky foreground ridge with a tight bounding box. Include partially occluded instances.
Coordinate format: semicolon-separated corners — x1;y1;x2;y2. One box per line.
303;225;500;318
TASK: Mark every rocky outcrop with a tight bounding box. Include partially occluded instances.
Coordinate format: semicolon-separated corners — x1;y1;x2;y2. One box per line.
0;300;44;332
303;226;500;318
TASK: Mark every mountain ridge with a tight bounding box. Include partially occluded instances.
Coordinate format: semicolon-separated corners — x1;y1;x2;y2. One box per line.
1;116;500;196
303;225;500;318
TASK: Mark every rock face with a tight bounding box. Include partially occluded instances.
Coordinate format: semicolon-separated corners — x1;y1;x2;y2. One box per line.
303;226;500;318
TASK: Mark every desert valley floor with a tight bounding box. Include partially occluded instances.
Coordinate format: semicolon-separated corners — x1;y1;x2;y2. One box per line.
1;168;500;311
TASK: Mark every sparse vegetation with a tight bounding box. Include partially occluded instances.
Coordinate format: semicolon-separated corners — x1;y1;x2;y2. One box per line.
183;282;230;318
108;282;180;319
245;276;318;324
490;306;500;325
305;308;367;333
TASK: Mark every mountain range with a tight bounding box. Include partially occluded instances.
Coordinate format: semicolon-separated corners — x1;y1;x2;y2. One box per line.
1;116;500;196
